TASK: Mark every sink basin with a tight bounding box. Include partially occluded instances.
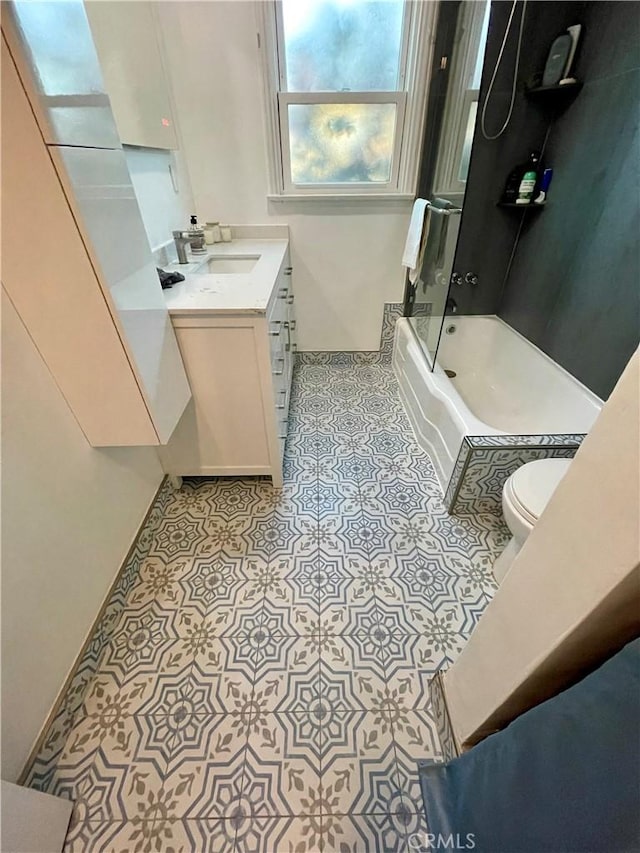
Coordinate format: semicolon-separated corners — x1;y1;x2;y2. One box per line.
198;255;260;274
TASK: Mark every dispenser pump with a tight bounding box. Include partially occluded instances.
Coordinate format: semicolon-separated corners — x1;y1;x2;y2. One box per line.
187;215;206;254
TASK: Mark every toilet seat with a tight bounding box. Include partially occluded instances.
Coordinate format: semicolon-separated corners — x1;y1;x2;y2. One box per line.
509;458;571;521
494;457;572;584
503;476;537;526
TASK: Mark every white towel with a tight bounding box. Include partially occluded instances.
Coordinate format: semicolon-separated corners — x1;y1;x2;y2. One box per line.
402;199;428;284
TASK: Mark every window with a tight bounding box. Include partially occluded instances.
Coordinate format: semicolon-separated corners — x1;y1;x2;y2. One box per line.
433;0;490;196
258;0;435;198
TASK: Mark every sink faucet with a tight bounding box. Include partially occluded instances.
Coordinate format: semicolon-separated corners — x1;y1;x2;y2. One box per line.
172;230;191;264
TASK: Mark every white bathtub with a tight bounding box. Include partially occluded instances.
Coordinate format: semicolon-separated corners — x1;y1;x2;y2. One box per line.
393;316;603;490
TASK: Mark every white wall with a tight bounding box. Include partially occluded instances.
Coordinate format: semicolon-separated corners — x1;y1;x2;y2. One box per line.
443;349;640;747
1;294;164;782
124;146;194;253
156;0;411;351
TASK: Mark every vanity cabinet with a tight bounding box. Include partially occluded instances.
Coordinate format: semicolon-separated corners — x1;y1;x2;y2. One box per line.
159;250;296;487
85;1;178;150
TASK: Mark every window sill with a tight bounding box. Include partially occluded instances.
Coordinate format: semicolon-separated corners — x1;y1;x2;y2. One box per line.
267;192;415;203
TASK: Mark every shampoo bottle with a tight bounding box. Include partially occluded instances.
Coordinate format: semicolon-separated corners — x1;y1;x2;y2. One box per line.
534;168;553;204
516;152;541;204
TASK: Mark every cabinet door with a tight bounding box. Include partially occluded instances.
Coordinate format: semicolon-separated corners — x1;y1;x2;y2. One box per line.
52;145;191;444
1;35;158;447
85;1;178;150
165;322;272;475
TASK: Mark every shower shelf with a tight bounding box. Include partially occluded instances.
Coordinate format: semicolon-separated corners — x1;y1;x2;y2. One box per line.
497;202;546;210
525;81;583;101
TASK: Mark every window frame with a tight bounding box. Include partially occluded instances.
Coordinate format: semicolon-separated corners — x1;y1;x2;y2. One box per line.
257;0;436;200
278;91;407;195
432;0;489;196
450;87;479;192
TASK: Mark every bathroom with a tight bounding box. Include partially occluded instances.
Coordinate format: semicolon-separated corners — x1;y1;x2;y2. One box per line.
2;0;639;850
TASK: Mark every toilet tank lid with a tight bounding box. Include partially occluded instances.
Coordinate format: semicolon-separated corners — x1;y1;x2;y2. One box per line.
511;458;572;519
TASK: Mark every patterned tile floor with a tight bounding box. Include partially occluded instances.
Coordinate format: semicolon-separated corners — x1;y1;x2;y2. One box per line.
55;359;508;852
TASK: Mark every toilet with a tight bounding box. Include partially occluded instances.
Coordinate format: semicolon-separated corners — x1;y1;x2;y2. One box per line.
493;458;572;583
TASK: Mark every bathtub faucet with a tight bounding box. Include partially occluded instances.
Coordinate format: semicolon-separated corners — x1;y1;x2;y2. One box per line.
445;296;458;315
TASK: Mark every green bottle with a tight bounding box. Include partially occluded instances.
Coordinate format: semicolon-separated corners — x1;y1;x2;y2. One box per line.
516;152;540;204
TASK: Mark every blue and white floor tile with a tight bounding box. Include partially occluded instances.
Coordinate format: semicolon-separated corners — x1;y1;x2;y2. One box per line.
52;358;507;851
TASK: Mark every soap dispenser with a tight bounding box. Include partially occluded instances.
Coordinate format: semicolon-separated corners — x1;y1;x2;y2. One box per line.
187;214;206;254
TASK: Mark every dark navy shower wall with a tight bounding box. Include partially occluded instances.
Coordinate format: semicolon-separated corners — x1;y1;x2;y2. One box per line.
451;0;640;399
499;1;640;399
451;1;579;314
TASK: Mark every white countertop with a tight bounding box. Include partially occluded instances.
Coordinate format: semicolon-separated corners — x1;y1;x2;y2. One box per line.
161;238;289;316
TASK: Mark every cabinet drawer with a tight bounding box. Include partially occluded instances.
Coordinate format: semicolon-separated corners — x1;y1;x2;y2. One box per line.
267;258;293;324
268;283;290;322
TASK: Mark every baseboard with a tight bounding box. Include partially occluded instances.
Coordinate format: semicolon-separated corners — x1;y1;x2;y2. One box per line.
295;303;402;365
19;476;174;791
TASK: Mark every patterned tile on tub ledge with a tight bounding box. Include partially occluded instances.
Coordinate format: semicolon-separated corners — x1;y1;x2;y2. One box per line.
379;302;403;354
428;672;458;762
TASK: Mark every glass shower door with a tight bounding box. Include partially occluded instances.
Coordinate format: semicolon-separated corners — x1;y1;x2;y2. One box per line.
406;200;461;365
404;0;489;367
